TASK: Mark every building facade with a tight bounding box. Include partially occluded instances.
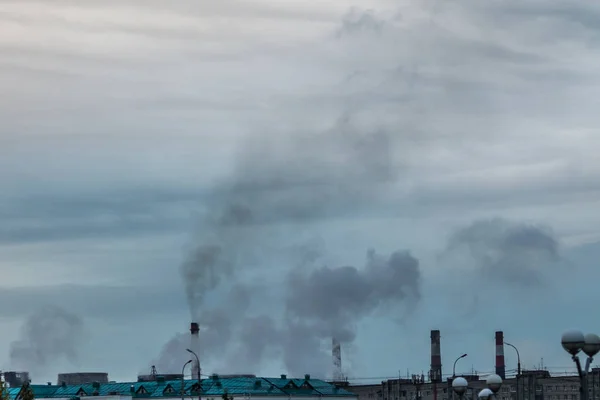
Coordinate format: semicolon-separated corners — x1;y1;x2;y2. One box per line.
347;370;600;400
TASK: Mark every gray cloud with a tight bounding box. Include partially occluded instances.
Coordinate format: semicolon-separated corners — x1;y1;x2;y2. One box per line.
3;0;600;382
446;218;560;286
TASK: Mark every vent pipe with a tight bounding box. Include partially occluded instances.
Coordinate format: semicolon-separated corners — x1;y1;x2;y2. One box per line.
430;330;442;383
495;331;506;379
332;338;343;381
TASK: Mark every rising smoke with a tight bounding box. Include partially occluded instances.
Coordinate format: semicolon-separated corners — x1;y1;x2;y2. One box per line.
10;305;85;374
279;248;421;376
154;110;417;376
446;218;560;285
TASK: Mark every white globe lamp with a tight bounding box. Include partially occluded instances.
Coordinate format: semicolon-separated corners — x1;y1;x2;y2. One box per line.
486;374;502;394
583;333;600;358
562;330;585;355
478;388;493;400
452;377;468;396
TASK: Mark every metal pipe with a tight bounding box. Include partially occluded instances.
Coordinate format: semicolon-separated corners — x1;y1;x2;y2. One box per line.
504;342;521;400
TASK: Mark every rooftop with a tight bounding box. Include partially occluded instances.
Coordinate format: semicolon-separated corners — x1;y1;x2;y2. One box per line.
8;375;356;399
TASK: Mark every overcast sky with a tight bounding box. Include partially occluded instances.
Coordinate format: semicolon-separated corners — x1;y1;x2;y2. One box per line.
2;0;600;385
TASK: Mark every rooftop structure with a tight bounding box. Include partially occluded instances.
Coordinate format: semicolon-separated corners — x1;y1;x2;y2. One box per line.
7;375;356;400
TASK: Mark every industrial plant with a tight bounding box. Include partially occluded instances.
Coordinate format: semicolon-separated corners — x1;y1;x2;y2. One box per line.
346;330;597;400
1;329;593;400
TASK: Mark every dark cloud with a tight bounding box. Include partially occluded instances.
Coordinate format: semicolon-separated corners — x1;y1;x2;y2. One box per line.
9;306;85;375
446;218;560;285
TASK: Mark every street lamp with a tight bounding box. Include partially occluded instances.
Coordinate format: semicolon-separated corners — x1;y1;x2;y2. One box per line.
486;374;502;398
181;360;193;400
453;354;468;377
478;388;494;400
186;349;202;400
503;342;521;400
450;354;468;400
561;331;600;400
451;377;468;400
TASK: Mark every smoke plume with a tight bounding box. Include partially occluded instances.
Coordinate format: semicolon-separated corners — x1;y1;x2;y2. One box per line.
446;218;560;285
177;112;402;329
10;305;84;373
280;248;421;375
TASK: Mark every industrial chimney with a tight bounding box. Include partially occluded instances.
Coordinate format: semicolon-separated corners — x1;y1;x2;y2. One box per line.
332;338;343;381
190;322;200;380
430;330;442;383
495;331;506;379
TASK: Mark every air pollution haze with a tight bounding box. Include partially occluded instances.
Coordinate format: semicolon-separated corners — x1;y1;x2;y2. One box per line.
9;306;85;375
179;112;401;320
157;109;421;377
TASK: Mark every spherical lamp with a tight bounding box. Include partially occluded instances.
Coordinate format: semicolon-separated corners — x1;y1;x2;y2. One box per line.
478;388;493;400
452;377;468;396
561;330;585;355
486;374;502;394
583;333;600;358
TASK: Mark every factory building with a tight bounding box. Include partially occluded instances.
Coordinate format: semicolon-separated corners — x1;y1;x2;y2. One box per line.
345;330;600;400
6;374;357;400
347;370;600;400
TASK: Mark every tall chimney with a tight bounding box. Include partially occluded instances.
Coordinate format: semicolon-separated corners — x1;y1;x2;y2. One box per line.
495;331;506;379
430;330;442;383
190;322;200;380
332;338;342;381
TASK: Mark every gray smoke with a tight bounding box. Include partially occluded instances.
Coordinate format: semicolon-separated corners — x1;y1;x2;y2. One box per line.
446;218;560;285
9;305;84;373
178;111;401;337
222;247;421;377
280;248;421;376
153;284;253;373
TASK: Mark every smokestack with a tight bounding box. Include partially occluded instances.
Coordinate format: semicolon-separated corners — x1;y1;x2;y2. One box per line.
495;331;505;379
332;338;342;381
430;330;442;383
190;322;200;380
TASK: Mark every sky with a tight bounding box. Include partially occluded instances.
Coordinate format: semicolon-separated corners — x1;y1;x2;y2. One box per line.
2;0;600;385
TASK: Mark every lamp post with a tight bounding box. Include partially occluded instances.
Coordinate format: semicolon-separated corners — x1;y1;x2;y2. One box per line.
450;354;468;400
478;388;494;400
181;360;193;400
451;377;468;400
561;331;600;400
453;354;468;377
186;349;202;400
503;342;521;400
486;374;502;400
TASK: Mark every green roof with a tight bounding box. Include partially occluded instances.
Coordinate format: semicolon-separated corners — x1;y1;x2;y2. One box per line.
9;376;355;399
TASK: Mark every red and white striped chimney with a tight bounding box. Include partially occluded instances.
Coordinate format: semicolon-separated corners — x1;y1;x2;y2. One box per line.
430;330;442;383
495;331;505;379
